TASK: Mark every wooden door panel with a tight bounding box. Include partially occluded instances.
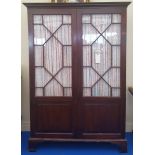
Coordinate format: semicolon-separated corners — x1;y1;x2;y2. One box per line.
82;103;121;133
35;104;72;133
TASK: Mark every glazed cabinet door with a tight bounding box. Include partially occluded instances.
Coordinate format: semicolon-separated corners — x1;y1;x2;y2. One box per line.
77;8;126;139
28;8;78;138
28;6;127;139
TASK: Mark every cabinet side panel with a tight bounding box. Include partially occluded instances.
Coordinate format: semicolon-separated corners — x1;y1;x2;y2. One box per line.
27;8;36;136
120;8;127;138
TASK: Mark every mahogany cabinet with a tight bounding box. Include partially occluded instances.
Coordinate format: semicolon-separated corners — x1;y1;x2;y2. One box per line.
24;2;130;152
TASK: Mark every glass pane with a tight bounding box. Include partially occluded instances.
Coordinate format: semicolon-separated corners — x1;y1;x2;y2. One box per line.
112;88;120;97
82;24;100;45
34;46;43;66
44;37;62;75
34;14;72;97
45;79;63;96
83;88;91;96
112;14;121;23
82;15;91;23
83;67;100;87
92;36;111;75
103;24;121;45
112;46;120;67
35;67;52;87
35;88;43;96
103;68;120;87
54;25;71;45
43;15;62;33
92;79;110;96
82;14;121;97
34;25;50;45
34;15;42;24
64;46;72;66
64;88;72;96
83;46;91;66
92;14;111;33
63;15;71;24
55;68;72;87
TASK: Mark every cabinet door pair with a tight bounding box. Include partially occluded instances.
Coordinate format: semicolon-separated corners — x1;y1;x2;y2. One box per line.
28;7;126;137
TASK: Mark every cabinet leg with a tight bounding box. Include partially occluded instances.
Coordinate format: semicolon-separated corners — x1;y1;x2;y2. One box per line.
28;140;37;152
111;139;127;153
119;141;127;153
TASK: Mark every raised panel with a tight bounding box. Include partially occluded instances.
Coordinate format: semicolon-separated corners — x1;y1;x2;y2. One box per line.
35;104;72;132
82;104;121;133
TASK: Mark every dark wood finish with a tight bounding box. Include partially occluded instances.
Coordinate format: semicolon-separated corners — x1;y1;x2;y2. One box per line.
35;104;72;132
24;2;131;153
24;2;131;7
120;9;127;138
81;104;121;133
28;140;37;152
